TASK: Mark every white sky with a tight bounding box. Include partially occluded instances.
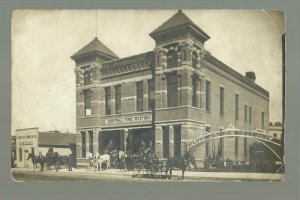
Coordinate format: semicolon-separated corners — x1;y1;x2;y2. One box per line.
12;9;284;134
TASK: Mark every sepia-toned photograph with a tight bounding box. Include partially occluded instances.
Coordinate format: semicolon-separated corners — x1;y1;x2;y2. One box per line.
11;9;285;182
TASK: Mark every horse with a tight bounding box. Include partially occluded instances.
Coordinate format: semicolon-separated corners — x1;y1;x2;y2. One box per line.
184;152;198;171
27;153;44;171
87;152;93;167
165;152;197;179
96;153;110;171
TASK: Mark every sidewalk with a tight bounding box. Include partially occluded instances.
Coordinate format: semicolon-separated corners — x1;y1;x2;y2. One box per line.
11;167;284;181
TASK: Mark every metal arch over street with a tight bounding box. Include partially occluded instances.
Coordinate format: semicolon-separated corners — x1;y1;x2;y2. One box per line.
187;124;282;161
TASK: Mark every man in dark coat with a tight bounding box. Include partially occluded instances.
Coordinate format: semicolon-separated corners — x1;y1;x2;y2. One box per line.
68;154;73;171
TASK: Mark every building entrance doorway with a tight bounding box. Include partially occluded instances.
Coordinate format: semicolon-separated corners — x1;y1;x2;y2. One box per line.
130;129;154;154
101;131;120;153
24;150;29;167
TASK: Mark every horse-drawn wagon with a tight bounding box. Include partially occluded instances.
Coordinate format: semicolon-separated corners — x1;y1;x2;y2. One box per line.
126;150;165;178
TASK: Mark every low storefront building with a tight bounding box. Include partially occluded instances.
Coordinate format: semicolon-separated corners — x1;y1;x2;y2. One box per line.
15;128;76;168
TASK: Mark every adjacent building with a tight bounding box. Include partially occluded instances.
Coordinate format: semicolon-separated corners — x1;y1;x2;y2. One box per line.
15;128;76;167
71;10;269;164
269;124;283;141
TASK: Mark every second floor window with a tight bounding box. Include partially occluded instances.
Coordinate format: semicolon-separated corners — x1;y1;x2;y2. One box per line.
84;89;91;116
167;50;178;69
206;80;211;111
235;94;239;120
136;81;143;112
244;105;248;122
167;73;178;107
192;75;198;107
83;71;91;85
105;87;111;115
148;79;155;110
220;87;224;116
115;85;121;114
249;106;252;124
192;51;198;68
262;112;265;130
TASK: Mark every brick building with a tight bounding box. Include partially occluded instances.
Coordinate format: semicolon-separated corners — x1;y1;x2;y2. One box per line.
71;10;269;164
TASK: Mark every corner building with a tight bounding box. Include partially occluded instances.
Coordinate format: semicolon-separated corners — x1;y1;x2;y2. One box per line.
71;10;269;164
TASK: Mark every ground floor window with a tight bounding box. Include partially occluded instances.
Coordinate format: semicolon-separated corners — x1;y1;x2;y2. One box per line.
162;127;169;158
235;136;239;157
89;131;93;154
174;125;181;157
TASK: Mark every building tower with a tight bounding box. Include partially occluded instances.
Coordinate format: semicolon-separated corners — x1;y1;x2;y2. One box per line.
71;37;118;158
150;10;210;158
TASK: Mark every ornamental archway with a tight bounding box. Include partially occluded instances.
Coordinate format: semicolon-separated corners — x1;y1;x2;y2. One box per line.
187;124;282;161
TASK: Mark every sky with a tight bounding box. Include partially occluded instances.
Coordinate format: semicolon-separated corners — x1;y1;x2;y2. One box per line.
12;9;284;134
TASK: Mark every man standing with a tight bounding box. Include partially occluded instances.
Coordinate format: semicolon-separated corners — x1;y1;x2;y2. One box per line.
68;154;73;171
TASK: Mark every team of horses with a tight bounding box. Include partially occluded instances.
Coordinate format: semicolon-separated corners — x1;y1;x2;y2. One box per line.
27;149;197;179
27;152;70;172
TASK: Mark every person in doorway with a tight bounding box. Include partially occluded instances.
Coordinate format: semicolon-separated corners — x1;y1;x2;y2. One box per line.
105;140;114;154
139;140;147;156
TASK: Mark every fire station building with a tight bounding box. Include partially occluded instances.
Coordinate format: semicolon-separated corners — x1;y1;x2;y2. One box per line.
71;10;269;164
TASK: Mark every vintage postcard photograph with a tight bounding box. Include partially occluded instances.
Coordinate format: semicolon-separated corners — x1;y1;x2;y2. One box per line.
11;9;285;182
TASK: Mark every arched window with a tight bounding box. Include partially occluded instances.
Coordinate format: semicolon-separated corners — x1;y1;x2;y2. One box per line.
83;71;91;85
167;50;178;69
192;51;198;68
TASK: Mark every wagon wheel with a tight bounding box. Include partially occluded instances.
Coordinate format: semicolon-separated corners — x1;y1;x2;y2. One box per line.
133;163;144;175
150;164;160;178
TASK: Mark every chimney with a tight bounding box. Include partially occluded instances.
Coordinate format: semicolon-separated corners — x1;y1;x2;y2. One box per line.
245;71;256;84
